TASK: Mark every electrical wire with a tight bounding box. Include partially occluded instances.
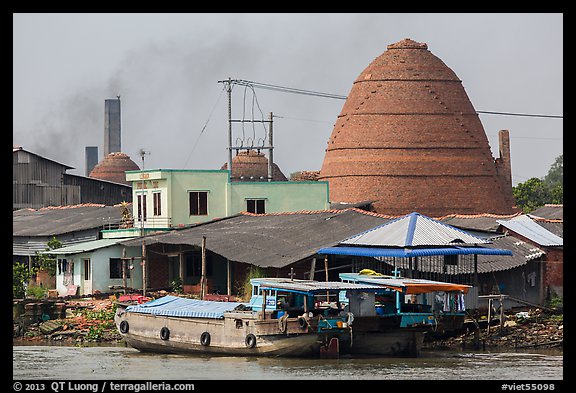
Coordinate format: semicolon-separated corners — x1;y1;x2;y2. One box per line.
183;85;226;168
227;79;563;120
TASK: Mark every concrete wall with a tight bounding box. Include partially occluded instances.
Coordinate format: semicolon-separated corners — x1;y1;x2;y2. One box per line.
55;245;142;296
230;181;330;213
126;169;329;227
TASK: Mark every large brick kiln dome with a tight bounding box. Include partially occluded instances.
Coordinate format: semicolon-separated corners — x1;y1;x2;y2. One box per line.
318;38;515;216
221;149;288;181
89;152;140;185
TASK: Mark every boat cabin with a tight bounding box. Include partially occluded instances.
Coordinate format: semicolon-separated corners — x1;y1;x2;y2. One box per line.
248;278;383;324
339;272;471;328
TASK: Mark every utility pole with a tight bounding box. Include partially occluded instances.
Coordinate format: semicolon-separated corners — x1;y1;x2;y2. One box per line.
218;79;275;182
226;77;233;179
201;236;207;300
139;148;150;297
268;112;273;182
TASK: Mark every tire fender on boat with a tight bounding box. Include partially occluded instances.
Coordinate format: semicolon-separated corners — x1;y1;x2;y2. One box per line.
119;320;129;334
245;333;257;348
298;316;307;330
160;327;170;340
200;331;211;346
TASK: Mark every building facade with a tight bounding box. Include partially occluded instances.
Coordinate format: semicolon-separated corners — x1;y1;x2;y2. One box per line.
121;169;330;234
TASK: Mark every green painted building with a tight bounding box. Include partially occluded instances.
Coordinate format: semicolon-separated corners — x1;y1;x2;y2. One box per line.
122;169;329;234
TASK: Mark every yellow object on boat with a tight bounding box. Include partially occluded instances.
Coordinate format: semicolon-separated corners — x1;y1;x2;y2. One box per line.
358;269;384;276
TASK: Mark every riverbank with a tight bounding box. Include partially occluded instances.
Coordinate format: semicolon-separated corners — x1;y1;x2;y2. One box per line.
422;308;563;351
13;296;563;351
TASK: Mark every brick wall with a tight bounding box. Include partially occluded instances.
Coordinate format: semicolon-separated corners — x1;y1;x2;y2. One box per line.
319;39;515;216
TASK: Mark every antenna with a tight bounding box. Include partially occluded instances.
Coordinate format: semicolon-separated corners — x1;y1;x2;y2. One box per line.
138;148;151;170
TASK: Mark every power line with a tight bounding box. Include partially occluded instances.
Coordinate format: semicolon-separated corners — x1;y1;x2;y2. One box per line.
477;110;562;119
183;85;226;168
230;79;562;119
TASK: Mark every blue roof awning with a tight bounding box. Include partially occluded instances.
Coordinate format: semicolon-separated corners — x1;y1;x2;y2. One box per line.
317;246;512;258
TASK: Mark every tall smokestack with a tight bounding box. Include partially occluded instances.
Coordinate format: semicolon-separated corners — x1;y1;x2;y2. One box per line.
85;146;98;176
104;97;121;156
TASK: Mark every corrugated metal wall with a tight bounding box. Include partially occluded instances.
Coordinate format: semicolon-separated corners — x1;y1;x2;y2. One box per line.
13;150;132;209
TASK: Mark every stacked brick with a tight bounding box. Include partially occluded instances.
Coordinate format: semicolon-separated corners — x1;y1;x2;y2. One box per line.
319;38;515;216
221;149;288;182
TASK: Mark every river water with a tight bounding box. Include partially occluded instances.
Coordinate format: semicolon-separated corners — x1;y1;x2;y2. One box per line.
13;342;563;382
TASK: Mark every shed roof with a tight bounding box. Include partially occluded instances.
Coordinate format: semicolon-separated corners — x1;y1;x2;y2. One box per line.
497;215;563;247
39;238;132;255
119;209;392;268
437;212;521;233
529;204;563;220
13;204;125;237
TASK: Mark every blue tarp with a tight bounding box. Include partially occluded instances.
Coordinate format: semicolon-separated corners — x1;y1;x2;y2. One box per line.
317;246;512;258
125;295;249;319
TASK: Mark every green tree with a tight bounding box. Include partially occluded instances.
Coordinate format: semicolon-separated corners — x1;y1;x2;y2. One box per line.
512;153;563;212
513;178;551;213
13;262;32;298
543;154;563;188
33;236;63;277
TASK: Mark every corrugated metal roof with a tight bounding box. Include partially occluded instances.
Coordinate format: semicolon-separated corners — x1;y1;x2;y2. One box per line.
253;278;383;293
39;238;134;255
335;235;539;275
338;273;472;293
13;233;100;257
119;210;392;268
341;212;490;247
13;204;124;236
126;295;247;319
497;215;563;247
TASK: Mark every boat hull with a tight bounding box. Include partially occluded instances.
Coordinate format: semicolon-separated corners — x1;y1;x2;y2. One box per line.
115;308;323;357
344;329;425;357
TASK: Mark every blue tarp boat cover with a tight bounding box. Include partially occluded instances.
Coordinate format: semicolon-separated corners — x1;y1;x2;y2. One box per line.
125;295;249;319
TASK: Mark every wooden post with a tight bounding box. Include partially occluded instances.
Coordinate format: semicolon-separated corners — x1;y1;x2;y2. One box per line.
262;289;266;320
473;254;479;287
324;255;329;302
309;258;316;280
121;248;127;294
499;294;505;331
226;258;231;296
487;298;492;335
141;241;147;297
179;252;185;286
201;236;207;299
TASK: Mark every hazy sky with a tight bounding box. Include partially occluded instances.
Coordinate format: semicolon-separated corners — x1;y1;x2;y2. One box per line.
13;13;563;186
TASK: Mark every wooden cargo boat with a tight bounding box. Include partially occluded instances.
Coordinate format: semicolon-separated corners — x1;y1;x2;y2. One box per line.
114;278;382;357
